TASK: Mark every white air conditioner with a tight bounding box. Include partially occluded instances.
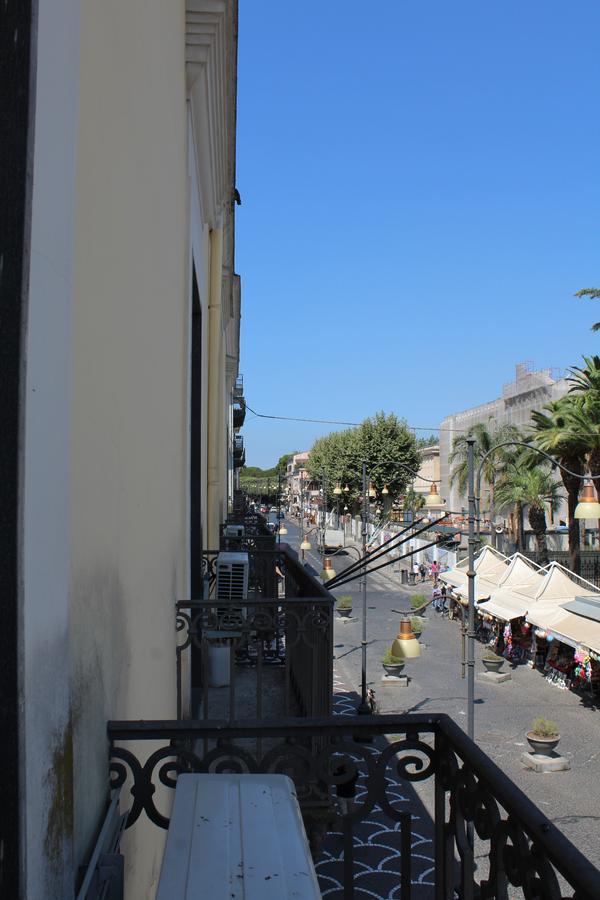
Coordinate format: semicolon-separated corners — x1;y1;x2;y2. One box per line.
216;552;249;603
225;524;245;539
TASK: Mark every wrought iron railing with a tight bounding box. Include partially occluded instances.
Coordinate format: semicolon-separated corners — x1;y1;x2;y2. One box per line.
108;713;600;899
176;598;332;720
177;544;333;719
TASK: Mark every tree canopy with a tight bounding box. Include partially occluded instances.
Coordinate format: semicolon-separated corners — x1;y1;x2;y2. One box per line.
306;412;420;509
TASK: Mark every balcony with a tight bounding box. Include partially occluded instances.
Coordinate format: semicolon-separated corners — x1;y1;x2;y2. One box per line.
176;542;333;721
233;373;244;400
233;400;246;429
108;712;600;898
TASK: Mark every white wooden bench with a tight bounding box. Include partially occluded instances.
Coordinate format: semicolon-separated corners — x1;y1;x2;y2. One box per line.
157;773;321;899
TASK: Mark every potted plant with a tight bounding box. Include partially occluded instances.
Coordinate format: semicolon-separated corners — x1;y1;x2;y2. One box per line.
411;615;425;639
482;652;505;674
336;595;353;618
526;717;560;757
410;594;428;615
382;648;405;677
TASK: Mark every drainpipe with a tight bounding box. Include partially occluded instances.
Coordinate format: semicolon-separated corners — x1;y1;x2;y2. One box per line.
207;227;224;550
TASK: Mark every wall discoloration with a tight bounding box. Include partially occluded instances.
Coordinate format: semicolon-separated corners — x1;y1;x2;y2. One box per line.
43;719;74;883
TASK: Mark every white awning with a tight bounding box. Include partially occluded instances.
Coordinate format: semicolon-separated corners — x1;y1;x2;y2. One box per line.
526;563;599;632
478;554;546;621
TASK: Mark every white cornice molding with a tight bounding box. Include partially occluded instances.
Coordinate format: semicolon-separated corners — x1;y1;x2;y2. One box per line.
186;0;235;228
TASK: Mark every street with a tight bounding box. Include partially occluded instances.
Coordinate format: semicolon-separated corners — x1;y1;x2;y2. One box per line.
282;516;600;871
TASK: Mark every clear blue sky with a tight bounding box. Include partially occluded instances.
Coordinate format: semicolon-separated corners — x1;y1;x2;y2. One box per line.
235;1;600;469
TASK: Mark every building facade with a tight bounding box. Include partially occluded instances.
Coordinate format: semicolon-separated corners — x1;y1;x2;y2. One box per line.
439;362;569;517
1;2;241;897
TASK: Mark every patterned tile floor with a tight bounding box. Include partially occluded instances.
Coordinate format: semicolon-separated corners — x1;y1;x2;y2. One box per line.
314;670;435;899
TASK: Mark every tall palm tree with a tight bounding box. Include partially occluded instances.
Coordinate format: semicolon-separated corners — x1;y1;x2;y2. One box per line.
568;356;600;477
530;399;587;574
494;465;563;565
449;420;523;533
574;288;600;332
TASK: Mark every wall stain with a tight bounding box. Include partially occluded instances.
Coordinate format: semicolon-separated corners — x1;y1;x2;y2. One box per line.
44;717;74;881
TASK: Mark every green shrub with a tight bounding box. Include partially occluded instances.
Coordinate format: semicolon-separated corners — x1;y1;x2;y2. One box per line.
482;652;503;662
410;594;427;610
382;648;404;665
531;717;558;738
411;616;425;633
336;595;353;609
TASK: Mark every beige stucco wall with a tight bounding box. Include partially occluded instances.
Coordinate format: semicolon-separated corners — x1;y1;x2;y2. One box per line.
71;2;188;895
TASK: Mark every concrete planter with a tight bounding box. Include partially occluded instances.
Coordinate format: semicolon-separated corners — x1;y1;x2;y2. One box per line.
482;658;505;674
337;607;353;618
526;732;560;757
383;663;405;677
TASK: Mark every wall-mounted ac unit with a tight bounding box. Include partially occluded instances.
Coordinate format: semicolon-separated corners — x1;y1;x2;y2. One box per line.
216;552;249;603
225;524;245;539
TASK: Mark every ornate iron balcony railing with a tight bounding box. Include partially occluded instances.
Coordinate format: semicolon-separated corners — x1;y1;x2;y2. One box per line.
108;713;600;900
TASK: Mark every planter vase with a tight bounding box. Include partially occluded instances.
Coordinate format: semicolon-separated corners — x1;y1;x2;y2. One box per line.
383;663;405;677
482;658;505;674
337;607;352;618
526;732;560;757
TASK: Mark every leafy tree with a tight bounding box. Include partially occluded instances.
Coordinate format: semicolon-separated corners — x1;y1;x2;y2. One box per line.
307;412;420;512
494;464;563;564
449;420;523;527
574;288;600;332
275;452;296;477
530;399;587;574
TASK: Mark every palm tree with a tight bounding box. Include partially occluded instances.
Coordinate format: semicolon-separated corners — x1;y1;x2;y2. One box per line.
574;288;600;332
530;399;587;574
494;465;563;565
449;421;523;533
568;356;600;477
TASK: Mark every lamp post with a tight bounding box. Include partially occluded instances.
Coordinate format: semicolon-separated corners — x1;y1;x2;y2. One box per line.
353;459;444;714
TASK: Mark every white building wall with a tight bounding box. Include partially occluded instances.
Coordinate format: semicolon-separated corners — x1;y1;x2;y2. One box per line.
69;2;189;896
439;363;569;521
21;1;81;895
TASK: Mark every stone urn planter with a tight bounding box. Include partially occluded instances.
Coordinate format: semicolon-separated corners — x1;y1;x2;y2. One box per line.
526;717;560;756
526;732;560;757
482;655;505;674
336;596;353;618
383;661;405;677
382;649;405;677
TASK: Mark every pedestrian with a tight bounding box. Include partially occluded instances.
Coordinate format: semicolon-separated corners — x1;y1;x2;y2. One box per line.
412;561;420;583
432;586;442;612
431;560;439;586
419;562;426;582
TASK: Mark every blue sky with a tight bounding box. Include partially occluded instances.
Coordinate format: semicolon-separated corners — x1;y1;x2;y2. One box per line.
235;1;600;468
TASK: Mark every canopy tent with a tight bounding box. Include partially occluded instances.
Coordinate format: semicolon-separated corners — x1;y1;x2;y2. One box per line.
453;546;510;601
477;554;545;621
526;563;599;631
440;546;509;595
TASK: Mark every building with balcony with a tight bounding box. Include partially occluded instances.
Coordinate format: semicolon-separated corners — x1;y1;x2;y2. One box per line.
3;1;242;896
4;6;599;900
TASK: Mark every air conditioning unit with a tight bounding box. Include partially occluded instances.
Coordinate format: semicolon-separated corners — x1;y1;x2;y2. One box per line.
225;524;245;539
216;552;249;603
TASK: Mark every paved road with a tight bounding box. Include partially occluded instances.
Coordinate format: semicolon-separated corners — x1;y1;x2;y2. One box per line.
282;516;600;873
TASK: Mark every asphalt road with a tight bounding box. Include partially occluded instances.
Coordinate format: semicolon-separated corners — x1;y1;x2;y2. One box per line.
282;515;600;871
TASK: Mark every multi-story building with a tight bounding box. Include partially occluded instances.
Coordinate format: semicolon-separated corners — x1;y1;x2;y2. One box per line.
286;450;311;508
439;361;569;517
2;2;242;896
413;445;441;499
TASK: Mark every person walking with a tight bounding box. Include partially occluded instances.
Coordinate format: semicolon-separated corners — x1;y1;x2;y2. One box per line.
430;560;439;586
419;562;427;583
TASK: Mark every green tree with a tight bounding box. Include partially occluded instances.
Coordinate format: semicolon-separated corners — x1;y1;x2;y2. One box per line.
449;420;523;526
575;288;600;332
307;412;420;512
530;399;587;574
494;464;563;564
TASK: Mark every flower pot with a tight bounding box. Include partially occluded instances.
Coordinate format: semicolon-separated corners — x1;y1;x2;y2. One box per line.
383;662;405;677
337;607;352;618
526;732;560;757
482;658;505;674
